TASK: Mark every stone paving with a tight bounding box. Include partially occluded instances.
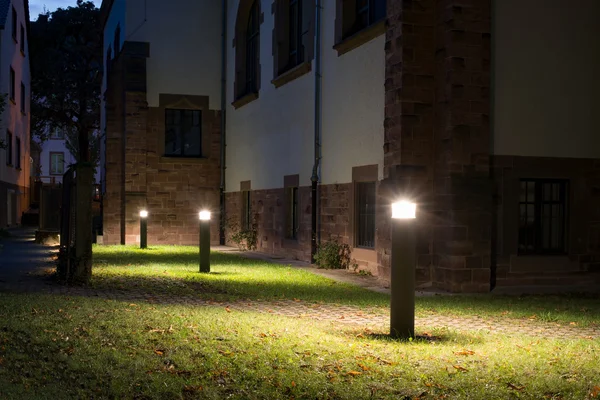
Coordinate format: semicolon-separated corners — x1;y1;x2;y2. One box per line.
0;232;598;340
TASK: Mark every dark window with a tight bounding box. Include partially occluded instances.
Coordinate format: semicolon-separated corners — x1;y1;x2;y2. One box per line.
50;128;65;139
519;179;568;255
164;109;202;157
356;182;376;248
20;82;25;113
15;137;21;169
6;131;13;166
286;187;299;239
245;1;260;94
286;0;303;72
20;24;25;54
11;7;17;41
114;24;121;55
241;191;251;230
9;67;15;102
343;0;386;39
50;152;64;175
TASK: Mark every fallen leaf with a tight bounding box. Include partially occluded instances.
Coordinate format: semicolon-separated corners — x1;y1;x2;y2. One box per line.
154;349;164;356
454;350;475;356
507;383;525;391
358;363;370;371
347;370;362;376
591;386;600;398
569;322;577;326
225;307;231;313
453;365;468;372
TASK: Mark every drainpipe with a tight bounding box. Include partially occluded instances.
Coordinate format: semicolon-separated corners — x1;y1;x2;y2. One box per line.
219;0;228;245
311;0;322;263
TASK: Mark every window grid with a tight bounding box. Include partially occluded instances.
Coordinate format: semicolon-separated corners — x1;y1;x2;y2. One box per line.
287;0;303;71
356;182;376;248
286;187;299;239
518;179;568;255
164;109;202;157
242;191;251;231
6;131;13;166
50;152;64;175
245;1;260;94
11;7;17;41
20;24;25;54
20;82;25;113
9;67;15;102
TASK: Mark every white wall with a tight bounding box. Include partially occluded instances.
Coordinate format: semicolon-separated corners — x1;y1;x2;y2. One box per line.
225;0;385;191
39;138;77;182
493;0;600;159
0;0;31;198
125;0;222;109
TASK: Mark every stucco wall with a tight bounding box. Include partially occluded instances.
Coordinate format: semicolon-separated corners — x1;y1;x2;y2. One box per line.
0;0;31;223
124;1;222;109
493;0;600;158
225;0;384;191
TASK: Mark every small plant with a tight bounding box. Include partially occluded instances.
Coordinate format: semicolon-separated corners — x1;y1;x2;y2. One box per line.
226;215;258;251
357;269;373;277
314;238;352;269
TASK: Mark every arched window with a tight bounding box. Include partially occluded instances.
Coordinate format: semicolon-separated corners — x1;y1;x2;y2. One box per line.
245;1;260;94
233;0;262;106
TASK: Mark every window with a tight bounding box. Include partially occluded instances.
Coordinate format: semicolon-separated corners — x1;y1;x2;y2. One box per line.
519;179;568;255
241;190;251;230
356;182;376;248
245;2;260;94
9;67;15;102
286;187;299;239
5;131;13;166
272;0;315;82
20;82;25;113
20;24;25;54
50;152;65;175
345;0;385;38
11;7;17;41
50;128;65;139
114;24;121;56
15;137;21;169
164;109;202;157
233;0;262;103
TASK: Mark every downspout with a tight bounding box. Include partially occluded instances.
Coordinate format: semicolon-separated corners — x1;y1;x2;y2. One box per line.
219;0;228;245
310;0;322;263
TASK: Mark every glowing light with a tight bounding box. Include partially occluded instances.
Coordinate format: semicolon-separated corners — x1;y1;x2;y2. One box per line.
391;201;416;219
199;211;211;221
140;210;148;218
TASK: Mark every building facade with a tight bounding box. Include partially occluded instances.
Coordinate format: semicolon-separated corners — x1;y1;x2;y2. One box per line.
101;0;600;291
0;0;31;227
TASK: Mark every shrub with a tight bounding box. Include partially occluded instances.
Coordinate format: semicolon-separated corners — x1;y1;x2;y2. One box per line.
314;239;353;269
226;216;258;251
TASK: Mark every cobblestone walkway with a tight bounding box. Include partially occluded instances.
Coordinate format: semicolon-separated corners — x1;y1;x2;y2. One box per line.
4;279;598;340
0;232;598;340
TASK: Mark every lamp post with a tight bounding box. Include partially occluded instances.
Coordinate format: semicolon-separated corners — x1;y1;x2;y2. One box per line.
199;211;211;273
140;210;148;249
390;200;417;339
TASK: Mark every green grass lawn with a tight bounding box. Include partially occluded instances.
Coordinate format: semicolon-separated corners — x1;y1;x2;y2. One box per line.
0;245;598;399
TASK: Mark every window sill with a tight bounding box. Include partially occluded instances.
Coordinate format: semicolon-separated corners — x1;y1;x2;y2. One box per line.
333;20;385;57
231;91;259;110
272;61;312;88
160;156;209;164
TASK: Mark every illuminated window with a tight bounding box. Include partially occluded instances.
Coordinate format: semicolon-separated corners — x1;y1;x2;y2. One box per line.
50;152;65;175
164;109;202;157
518;179;568;254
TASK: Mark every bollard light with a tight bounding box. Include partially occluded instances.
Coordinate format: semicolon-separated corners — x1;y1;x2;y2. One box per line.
140;210;148;249
199;210;211;272
390;200;417;339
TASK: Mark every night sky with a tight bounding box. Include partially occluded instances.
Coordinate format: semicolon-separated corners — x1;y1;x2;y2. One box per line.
29;0;102;21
